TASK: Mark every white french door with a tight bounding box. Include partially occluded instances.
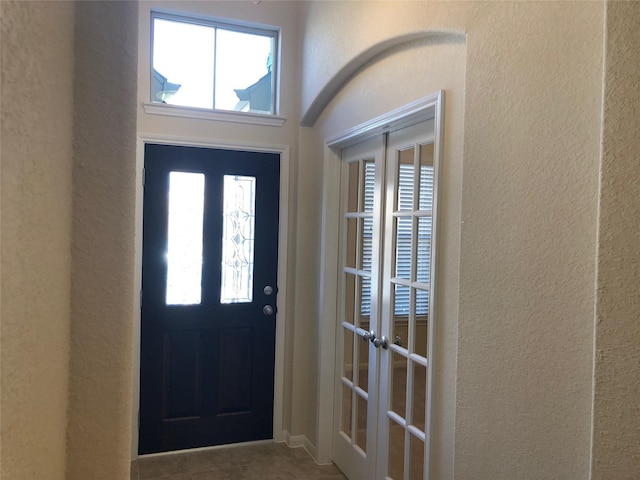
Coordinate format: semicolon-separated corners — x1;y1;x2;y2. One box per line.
333;119;440;480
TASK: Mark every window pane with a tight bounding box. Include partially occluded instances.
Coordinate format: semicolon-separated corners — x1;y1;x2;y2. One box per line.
153;18;214;108
166;172;205;305
215;29;273;113
220;175;256;303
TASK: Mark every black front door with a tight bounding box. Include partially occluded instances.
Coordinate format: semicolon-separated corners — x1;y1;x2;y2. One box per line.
139;143;280;454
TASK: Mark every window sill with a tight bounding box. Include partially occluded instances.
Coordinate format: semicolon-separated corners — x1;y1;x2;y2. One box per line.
142;103;286;127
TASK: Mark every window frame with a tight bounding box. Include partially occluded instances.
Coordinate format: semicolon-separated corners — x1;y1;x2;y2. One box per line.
149;10;281;118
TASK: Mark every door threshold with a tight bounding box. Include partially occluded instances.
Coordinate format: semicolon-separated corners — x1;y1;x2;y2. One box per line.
138;439;276;459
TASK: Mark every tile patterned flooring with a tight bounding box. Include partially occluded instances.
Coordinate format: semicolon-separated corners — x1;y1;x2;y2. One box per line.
131;442;347;480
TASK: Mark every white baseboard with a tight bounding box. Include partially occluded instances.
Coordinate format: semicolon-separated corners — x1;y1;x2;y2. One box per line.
281;430;320;463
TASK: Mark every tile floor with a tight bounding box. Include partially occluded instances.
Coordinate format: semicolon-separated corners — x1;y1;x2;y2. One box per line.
131;442;348;480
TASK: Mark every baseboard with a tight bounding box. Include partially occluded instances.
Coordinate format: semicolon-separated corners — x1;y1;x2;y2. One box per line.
280;430;318;463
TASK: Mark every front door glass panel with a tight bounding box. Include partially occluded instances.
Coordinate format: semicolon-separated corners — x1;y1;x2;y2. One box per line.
166;171;205;305
220;175;256;304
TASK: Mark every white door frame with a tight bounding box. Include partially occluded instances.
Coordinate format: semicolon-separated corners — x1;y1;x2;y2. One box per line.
316;92;445;468
131;133;291;459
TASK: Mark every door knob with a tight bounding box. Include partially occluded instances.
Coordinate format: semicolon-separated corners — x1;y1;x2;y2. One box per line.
373;335;389;349
263;305;274;316
362;330;376;343
264;285;275;296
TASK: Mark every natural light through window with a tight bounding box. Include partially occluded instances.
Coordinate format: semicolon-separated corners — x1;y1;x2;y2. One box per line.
152;14;276;114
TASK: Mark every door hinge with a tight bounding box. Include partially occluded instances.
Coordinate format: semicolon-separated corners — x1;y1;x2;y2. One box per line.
142;167;146;187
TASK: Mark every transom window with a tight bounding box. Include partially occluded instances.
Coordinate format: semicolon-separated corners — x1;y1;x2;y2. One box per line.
151;12;278;115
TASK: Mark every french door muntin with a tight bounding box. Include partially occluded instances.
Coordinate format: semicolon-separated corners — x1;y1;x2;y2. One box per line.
335;119;439;480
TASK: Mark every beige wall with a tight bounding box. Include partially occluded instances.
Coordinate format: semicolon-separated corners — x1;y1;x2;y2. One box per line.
2;1;639;478
0;2;74;478
300;1;607;478
592;2;640;478
66;2;138;478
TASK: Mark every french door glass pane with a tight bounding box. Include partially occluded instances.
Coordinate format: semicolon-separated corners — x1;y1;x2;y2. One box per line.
359;275;371;320
356;393;368;452
345;218;358;269
396;149;415;211
358;337;369;392
416;217;432;285
363;159;376;212
419;143;434;211
343;327;354;382
390;350;408;419
411;362;427;432
341;384;353;438
347;162;359;212
395;217;413;280
415;289;429;358
410;434;425;479
220;175;256;303
388;419;405;480
361;217;373;271
344;274;356;325
166;172;205;305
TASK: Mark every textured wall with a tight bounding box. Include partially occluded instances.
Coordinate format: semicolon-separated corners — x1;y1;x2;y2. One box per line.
300;1;604;478
592;2;640;478
301;32;466;477
66;2;138;479
0;2;74;478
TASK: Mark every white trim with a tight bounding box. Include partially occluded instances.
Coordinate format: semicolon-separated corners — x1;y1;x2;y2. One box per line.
325;93;440;149
283;432;320;463
316;92;444;477
131;133;290;459
142;103;286;127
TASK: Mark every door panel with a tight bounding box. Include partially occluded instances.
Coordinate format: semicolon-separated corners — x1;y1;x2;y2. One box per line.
378;121;436;480
333;137;384;480
335;118;439;480
139;144;279;454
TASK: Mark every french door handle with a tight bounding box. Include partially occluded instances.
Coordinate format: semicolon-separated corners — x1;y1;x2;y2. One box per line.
362;330;376;343
373;335;389;349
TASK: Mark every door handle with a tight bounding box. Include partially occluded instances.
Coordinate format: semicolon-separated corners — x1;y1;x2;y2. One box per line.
263;305;274;316
363;330;376;343
373;335;389;349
